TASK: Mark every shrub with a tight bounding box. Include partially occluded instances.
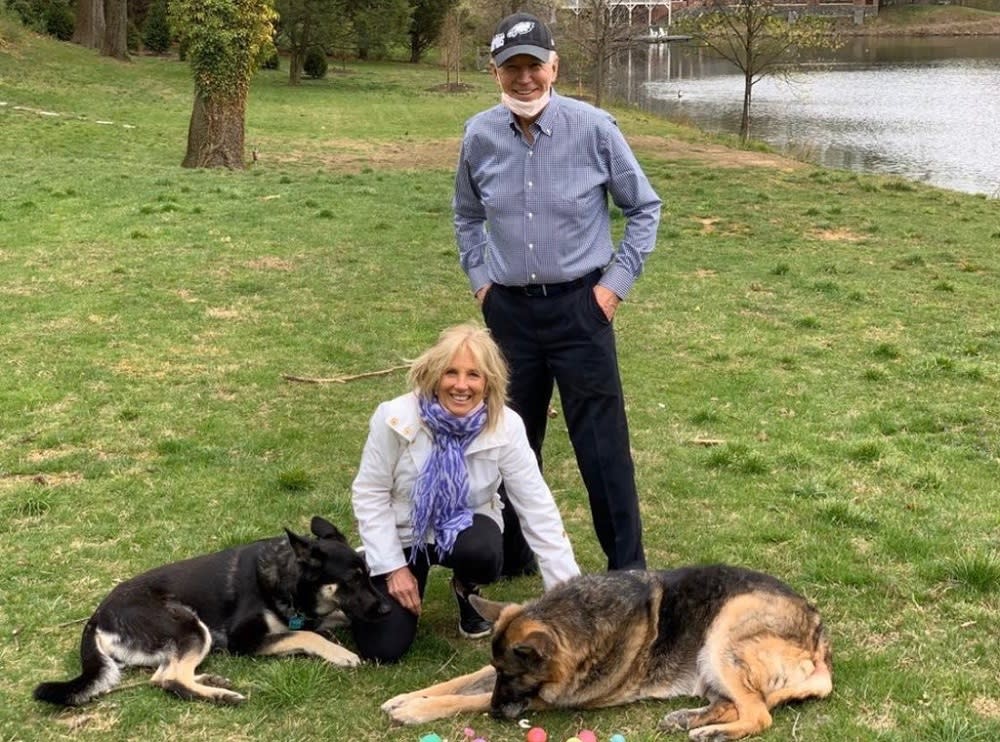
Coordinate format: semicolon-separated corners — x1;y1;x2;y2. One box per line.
303;46;327;79
142;0;171;54
127;19;141;52
8;0;72;38
44;0;72;39
259;40;279;69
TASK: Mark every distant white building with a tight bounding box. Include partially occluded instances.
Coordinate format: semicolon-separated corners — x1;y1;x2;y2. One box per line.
558;0;673;27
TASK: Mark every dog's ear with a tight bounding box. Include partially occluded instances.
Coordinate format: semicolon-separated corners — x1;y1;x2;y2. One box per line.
285;528;314;561
469;594;516;623
310;516;348;543
511;630;556;666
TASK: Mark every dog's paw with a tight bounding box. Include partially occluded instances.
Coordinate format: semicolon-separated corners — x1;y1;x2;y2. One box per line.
384;697;439;725
329;648;362;668
212;689;246;705
380;692;420;714
687;729;731;742
659;709;694;732
195;674;234;690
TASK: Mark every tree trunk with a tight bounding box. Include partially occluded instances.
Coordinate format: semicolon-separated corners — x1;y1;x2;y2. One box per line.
101;0;130;61
409;34;421;64
289;49;303;85
73;0;105;49
182;90;247;169
740;72;752;142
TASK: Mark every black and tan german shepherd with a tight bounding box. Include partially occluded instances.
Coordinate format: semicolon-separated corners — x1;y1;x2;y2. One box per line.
35;516;389;706
383;565;832;740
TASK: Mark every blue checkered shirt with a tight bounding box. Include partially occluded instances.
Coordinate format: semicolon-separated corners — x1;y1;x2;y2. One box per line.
454;91;661;298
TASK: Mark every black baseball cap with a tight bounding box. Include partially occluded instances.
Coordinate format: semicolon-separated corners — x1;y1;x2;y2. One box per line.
490;13;555;66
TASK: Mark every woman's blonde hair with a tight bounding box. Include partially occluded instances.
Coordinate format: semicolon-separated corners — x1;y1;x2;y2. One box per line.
408;324;509;430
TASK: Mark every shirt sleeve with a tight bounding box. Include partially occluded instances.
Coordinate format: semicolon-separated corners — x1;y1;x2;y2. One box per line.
453;132;492;295
351;404;408;577
600;123;662;299
496;412;581;589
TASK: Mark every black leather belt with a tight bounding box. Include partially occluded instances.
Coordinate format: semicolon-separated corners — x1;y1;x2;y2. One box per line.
494;269;600;298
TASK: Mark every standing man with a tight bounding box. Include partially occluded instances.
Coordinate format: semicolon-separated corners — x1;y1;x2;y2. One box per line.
453;12;661;572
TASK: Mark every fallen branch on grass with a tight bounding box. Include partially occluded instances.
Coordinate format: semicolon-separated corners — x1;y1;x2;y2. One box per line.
689;437;726;446
282;364;410;384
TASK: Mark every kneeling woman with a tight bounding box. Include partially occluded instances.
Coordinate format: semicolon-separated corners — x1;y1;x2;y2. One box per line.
350;324;580;663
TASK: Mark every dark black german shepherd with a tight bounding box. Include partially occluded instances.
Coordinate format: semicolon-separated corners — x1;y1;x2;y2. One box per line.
35;516;389;706
383;565;832;740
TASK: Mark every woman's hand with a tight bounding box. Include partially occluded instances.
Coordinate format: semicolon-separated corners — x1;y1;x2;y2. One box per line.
386;566;421;616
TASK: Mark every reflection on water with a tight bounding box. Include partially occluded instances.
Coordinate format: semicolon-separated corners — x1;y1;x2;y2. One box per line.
615;38;1000;196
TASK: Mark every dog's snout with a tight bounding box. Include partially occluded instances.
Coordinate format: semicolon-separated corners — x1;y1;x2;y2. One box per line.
492;701;526;720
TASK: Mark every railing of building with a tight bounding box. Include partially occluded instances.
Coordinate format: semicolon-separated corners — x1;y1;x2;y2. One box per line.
559;0;674;26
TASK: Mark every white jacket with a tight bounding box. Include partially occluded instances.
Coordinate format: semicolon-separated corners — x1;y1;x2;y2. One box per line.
351;392;580;590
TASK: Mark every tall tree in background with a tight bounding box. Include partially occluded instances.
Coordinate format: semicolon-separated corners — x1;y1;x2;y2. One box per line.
274;0;344;84
272;0;409;81
169;0;276;168
101;0;130;59
71;0;129;59
351;0;410;60
72;0;105;48
679;0;837;141
407;0;457;63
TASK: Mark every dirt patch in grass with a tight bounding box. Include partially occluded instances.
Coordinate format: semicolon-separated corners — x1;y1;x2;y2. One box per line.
630;134;806;171
245;256;295;271
0;472;83;489
273;133;806;174
972;696;1000;719
811;228;866;242
427;82;475;93
270;138;462;173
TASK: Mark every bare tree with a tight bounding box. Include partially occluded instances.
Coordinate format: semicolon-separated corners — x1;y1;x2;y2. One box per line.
439;4;469;88
680;0;837;141
559;0;641;108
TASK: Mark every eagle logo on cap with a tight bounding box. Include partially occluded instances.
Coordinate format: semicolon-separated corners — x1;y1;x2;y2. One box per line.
506;21;535;39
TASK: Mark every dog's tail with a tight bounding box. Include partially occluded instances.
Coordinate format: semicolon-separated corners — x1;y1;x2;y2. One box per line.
34;620;122;706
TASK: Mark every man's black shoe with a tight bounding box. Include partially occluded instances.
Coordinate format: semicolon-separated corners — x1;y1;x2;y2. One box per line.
452;578;492;639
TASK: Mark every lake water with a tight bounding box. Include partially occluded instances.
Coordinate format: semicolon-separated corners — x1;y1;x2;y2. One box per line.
613;37;1000;196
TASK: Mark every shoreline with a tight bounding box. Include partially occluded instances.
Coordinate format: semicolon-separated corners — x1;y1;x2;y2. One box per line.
838;6;1000;36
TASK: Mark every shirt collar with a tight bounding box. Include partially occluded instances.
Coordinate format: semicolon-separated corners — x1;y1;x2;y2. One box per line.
505;89;560;138
384;393;509;451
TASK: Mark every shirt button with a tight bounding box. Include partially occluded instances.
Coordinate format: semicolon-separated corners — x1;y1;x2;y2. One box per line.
528;150;534;157
531;273;537;280
528;212;533;220
528;181;533;188
528;243;534;250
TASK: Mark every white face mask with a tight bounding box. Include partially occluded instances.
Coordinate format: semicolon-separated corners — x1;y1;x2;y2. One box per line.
502;90;551;120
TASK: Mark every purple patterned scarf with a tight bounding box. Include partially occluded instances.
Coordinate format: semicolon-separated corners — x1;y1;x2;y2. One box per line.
409;395;488;561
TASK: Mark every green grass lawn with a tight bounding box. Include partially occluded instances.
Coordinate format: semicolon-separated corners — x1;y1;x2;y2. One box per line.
2;21;999;742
